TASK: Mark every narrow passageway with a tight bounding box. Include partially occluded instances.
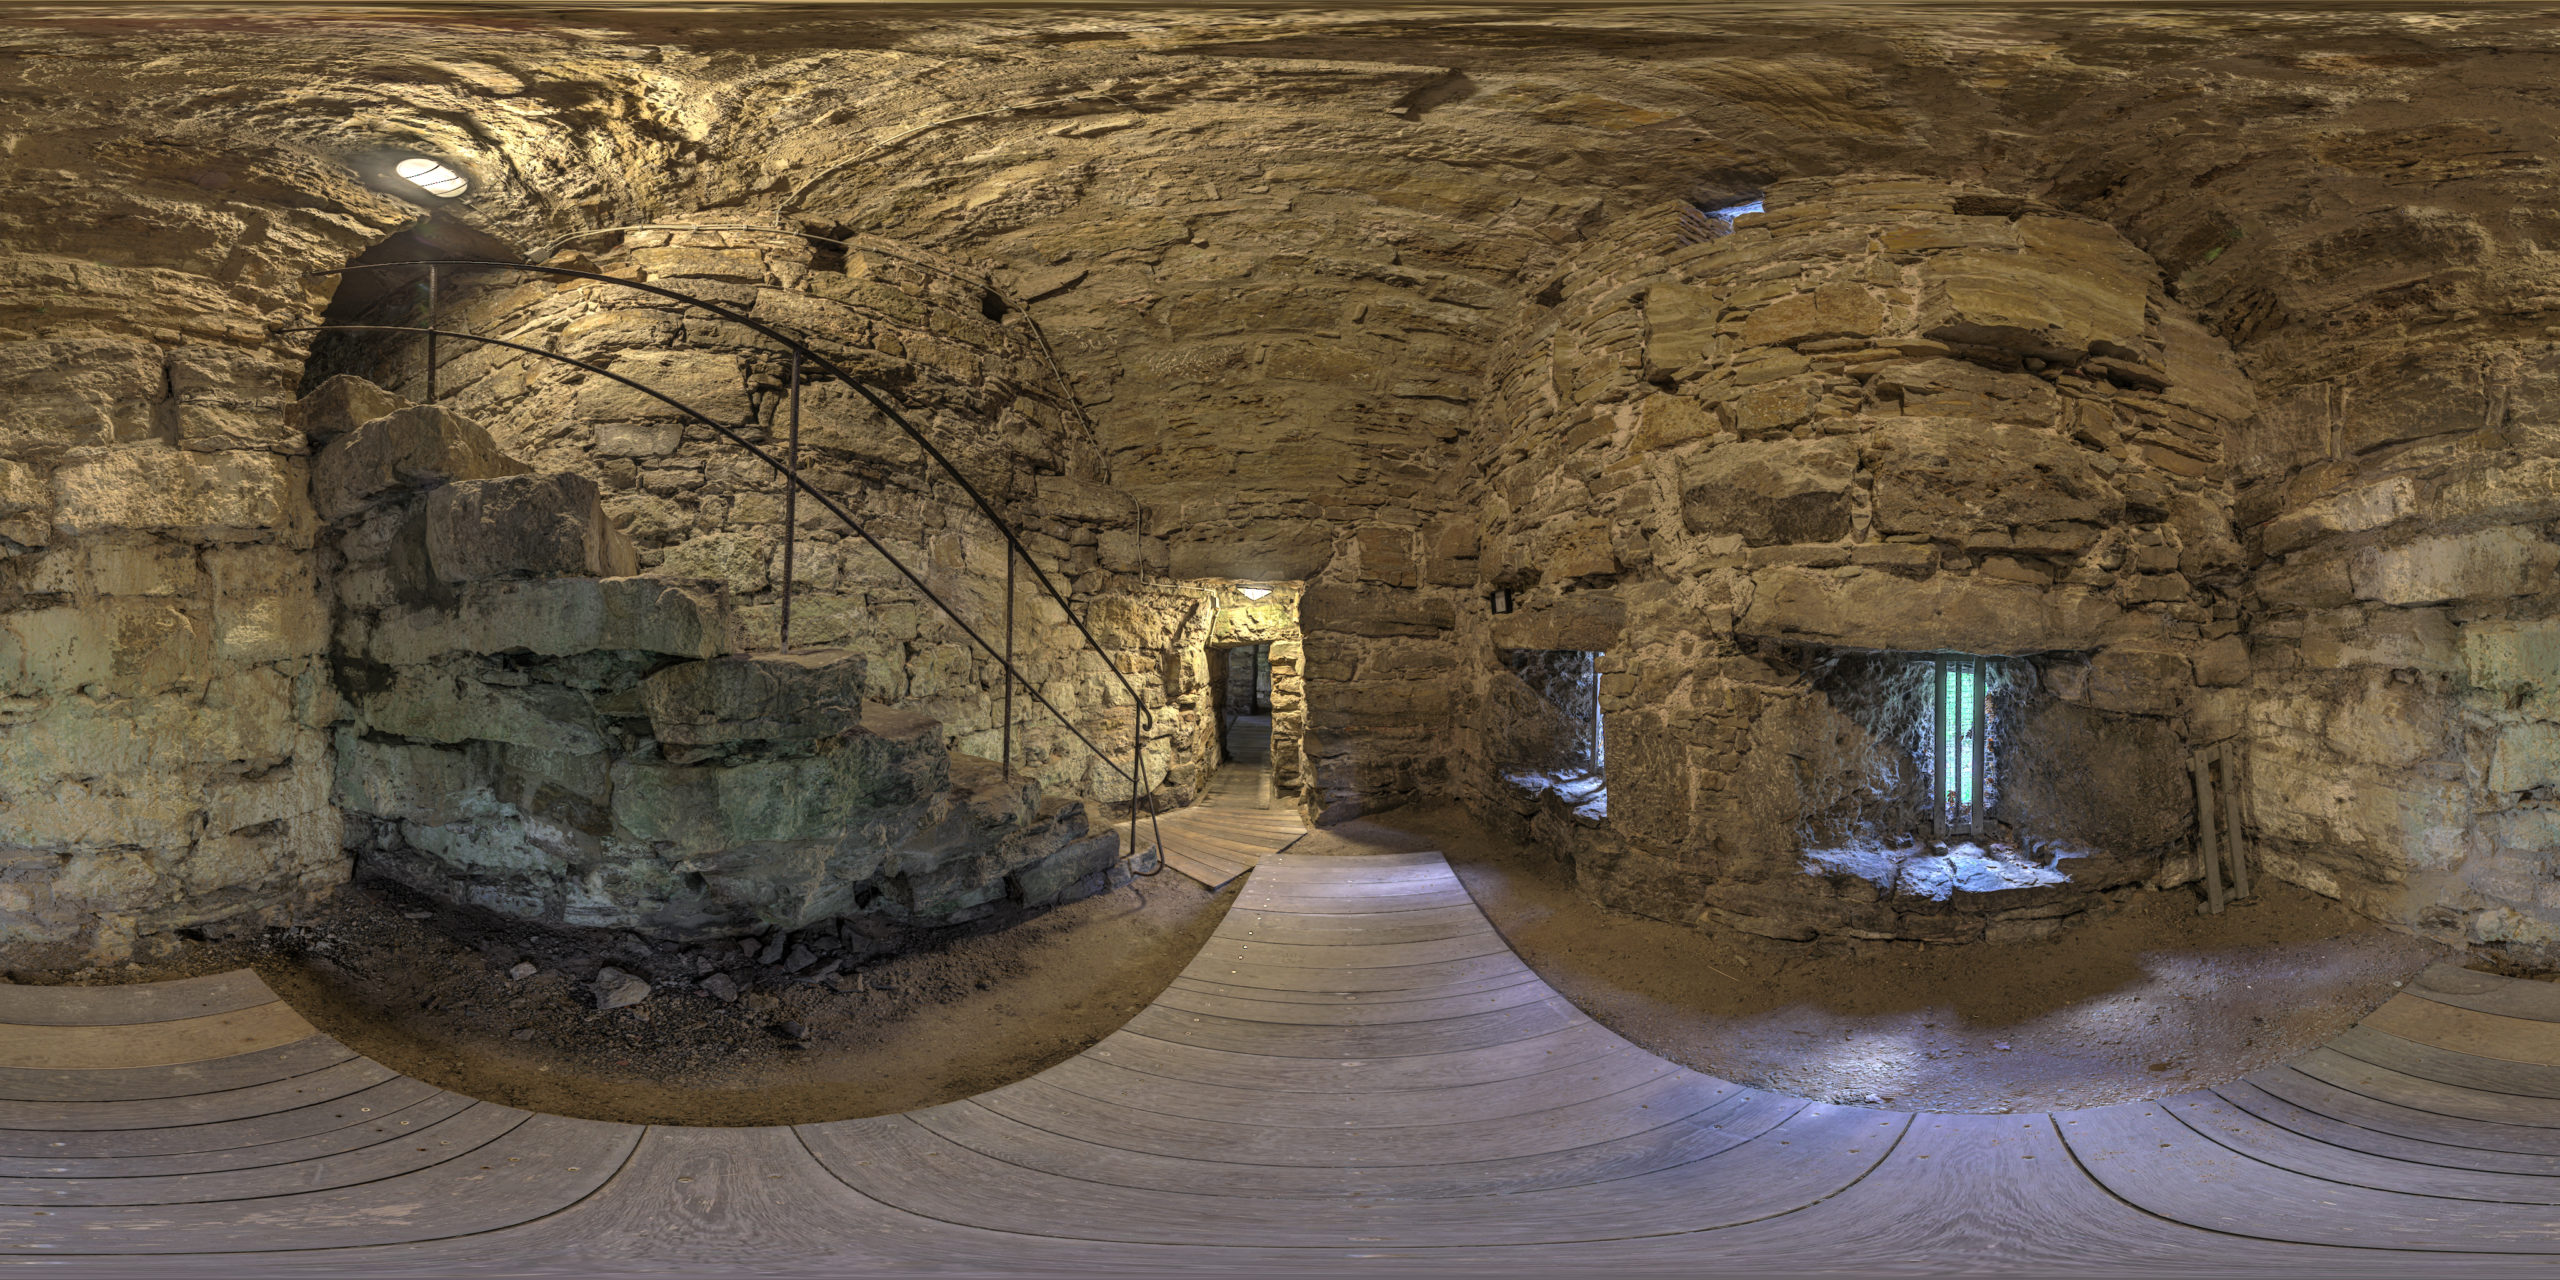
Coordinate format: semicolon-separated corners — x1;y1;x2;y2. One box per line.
4;851;2558;1274
1152;713;1303;890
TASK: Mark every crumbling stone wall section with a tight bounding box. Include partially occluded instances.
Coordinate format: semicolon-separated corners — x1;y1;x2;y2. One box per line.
1450;175;2256;942
329;227;1218;814
0;128;425;962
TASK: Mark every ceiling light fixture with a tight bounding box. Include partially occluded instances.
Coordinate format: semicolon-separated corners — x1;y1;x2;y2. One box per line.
1237;586;1272;600
393;156;469;198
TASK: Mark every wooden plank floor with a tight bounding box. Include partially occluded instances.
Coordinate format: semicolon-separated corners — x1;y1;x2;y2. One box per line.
1154;715;1306;890
5;866;2560;1275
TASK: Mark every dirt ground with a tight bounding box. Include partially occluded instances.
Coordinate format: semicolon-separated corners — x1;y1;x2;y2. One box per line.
13;866;1238;1127
10;802;2466;1122
1346;802;2458;1114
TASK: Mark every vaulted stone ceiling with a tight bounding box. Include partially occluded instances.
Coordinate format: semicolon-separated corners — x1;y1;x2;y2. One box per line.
9;6;2555;564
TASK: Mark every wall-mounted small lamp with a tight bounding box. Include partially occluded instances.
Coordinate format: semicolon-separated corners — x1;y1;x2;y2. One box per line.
1237;585;1272;601
1489;588;1515;614
393;156;470;198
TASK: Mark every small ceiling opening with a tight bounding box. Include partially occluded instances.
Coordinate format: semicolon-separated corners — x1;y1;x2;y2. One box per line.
393;156;469;198
1678;197;1764;245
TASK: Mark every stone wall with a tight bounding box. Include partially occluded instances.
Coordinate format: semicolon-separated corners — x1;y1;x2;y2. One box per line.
323;227;1222;816
1451;175;2257;941
1198;581;1305;789
0;124;424;962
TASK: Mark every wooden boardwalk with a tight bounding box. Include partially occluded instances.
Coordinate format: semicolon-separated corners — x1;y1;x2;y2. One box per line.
6;851;2560;1276
1155;715;1305;889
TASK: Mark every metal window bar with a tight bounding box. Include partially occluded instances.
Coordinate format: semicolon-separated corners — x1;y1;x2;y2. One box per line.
287;290;1165;869
1932;654;1988;840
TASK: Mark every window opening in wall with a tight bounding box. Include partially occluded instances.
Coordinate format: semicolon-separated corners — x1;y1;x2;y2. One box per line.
1678;198;1764;245
1499;649;1606;819
1930;652;1991;841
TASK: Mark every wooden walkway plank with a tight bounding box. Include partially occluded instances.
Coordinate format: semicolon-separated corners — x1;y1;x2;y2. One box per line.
0;1004;319;1071
0;1076;448;1160
0;1037;357;1105
0;1087;481;1181
896;1088;1800;1201
2361;996;2560;1068
0;1057;398;1133
1022;1039;1674;1126
2163;1091;2560;1204
1174;952;1538;995
2409;964;2560;1024
1079;1021;1637;1093
1151;975;1558;1028
2064;1099;2560;1251
1120;992;1588;1059
1167;968;1545;1007
0;1102;531;1207
0;972;279;1028
2293;1047;2560;1133
0;1113;638;1255
2214;1077;2560;1177
2330;1024;2560;1099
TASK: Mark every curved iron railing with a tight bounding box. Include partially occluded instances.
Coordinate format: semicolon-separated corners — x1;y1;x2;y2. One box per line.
288;258;1170;871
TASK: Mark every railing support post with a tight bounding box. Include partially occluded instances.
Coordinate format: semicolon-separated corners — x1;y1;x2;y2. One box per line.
1131;707;1143;867
424;265;439;404
1002;547;1015;780
781;349;801;654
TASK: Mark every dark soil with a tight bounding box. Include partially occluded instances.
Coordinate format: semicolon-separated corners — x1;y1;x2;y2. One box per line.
10;866;1237;1127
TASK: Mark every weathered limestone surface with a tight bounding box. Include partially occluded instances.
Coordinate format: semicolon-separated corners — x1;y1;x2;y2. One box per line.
313;382;1123;936
10;7;2560;963
1449;175;2249;938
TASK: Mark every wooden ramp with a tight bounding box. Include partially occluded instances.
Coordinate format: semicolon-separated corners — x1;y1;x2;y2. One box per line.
6;854;2560;1276
1154;715;1305;889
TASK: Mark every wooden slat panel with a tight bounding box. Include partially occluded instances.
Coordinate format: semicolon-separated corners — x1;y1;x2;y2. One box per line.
2293;1048;2560;1132
0;1005;318;1071
0;1057;398;1132
896;1088;1797;1200
2253;1063;2560;1156
1184;932;1514;971
0;1114;636;1254
1023;1039;1677;1126
2164;1091;2560;1204
1167;968;1542;1006
0;1103;530;1207
0;1038;357;1104
2331;1025;2560;1099
1176;951;1536;994
1152;976;1554;1027
0;973;280;1028
1080;1022;1633;1093
2363;996;2560;1067
1121;993;1586;1059
0;1076;446;1159
0;1088;479;1180
2213;1077;2560;1177
2410;964;2560;1024
2065;1100;2560;1251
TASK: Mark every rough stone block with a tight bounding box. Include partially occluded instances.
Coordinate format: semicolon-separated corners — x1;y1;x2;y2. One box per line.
2351;527;2553;606
1356;526;1418;588
205;545;324;662
1738;567;2126;654
53;444;315;547
357;664;606;754
1643;281;1720;372
1300;585;1454;637
2491;722;2560;794
1869;419;2117;536
1738;281;1885;348
1680;437;1855;545
4;600;211;695
2260;476;2418;556
2192;635;2251;687
1876;359;2063;424
2343;357;2488;455
1630;394;1716;452
288;375;409;447
1009;831;1119;905
424;472;639;584
643;651;866;745
2465;619;2560;692
2085;647;2190;715
1916;243;2147;359
310;406;530;521
581;350;751;423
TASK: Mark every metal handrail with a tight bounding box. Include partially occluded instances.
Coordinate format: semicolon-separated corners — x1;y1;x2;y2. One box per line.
292;258;1169;869
319;258;1152;735
526;224;1105;442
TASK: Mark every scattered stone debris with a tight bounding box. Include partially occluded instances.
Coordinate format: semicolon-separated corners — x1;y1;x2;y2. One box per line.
594;967;652;1011
700;972;740;1004
508;961;538;981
